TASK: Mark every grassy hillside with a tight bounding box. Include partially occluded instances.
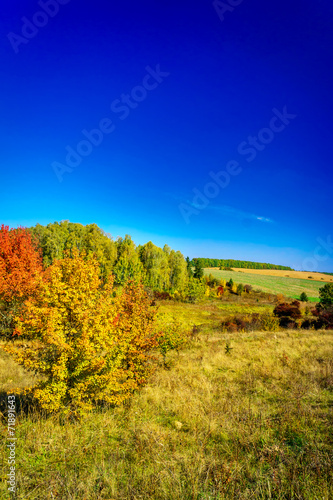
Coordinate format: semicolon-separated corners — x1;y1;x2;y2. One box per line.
204;269;324;302
1;299;332;499
232;268;333;283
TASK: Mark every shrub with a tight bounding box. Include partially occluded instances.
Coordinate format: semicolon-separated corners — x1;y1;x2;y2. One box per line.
274;300;302;319
244;284;252;293
301;318;317;329
184;278;206;303
206;273;219;288
260;312;280;331
312;306;333;330
237;283;244;295
153;290;172;301
221;312;279;332
157;318;189;366
2;251;159;416
300;292;309;302
276;293;285;303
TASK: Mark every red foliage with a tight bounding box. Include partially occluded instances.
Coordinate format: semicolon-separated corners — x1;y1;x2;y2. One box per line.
0;225;44;301
273;300;302;320
153;290;172;301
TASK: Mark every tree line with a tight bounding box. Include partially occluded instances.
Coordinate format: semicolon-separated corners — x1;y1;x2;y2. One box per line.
191;257;293;271
28;221;191;291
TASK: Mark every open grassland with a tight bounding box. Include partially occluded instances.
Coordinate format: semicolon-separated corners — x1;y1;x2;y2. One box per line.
232;268;333;283
1;299;333;499
205;269;324;302
156;297;276;337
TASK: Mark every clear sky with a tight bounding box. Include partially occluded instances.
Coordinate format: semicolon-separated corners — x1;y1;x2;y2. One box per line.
1;0;332;271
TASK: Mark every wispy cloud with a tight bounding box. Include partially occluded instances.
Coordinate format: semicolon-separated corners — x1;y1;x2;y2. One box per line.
193;203;274;223
166;193;274;224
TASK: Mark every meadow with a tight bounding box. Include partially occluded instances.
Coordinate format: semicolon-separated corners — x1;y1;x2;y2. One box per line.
232;269;333;283
204;269;325;302
1;296;333;499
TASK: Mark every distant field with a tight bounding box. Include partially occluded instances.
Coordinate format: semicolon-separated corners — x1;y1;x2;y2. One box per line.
204;268;326;301
232;268;333;282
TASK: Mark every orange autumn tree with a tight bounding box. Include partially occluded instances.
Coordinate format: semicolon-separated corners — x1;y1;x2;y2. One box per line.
0;225;44;338
3;250;159;415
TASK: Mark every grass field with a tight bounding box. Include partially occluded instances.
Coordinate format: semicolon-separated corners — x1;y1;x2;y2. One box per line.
1;296;333;499
204;269;325;302
232;268;333;283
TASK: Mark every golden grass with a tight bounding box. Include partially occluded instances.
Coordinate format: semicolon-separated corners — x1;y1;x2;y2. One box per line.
232;268;333;282
1;322;333;499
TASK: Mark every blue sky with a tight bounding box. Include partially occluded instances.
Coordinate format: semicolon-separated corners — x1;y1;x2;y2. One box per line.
1;0;332;271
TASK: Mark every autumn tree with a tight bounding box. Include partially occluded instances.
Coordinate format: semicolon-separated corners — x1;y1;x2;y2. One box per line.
0;225;43;338
2;251;159;415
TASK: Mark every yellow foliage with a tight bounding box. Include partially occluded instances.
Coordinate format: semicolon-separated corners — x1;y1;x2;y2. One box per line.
2;251;158;416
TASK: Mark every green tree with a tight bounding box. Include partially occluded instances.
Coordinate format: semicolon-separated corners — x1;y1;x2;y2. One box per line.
186;257;193;277
139;242;170;290
168;250;188;290
114;235;144;285
185;277;206;303
318;283;333;307
193;260;204;280
29;221;117;283
300;292;309;302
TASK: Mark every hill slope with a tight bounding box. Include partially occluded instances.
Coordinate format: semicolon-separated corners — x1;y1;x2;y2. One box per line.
204;269;326;301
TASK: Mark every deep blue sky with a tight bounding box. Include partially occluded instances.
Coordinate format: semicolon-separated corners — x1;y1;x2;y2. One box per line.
1;0;332;271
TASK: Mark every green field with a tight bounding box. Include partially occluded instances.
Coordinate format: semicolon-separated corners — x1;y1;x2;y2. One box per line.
204;269;324;301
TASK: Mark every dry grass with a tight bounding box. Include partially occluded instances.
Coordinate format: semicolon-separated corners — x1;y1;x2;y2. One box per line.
1;320;333;499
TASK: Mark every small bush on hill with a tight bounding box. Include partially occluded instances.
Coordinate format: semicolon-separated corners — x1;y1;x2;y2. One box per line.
273;300;302;328
184;278;206;303
312;306;333;330
205;273;219;288
221;312;279;332
156;318;189;366
274;300;302;319
153;290;172;301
